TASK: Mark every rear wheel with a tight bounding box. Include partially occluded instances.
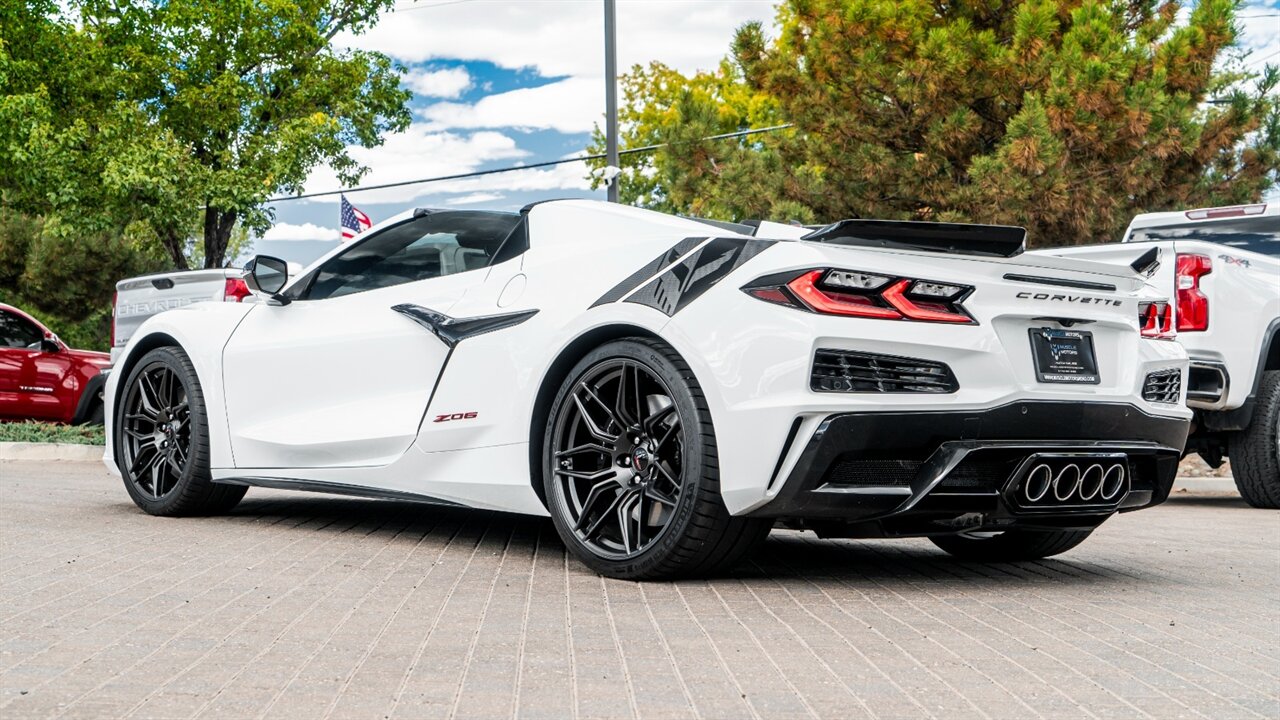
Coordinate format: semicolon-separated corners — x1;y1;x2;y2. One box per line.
1232;370;1280;509
543;338;771;580
929;528;1092;561
116;346;246;516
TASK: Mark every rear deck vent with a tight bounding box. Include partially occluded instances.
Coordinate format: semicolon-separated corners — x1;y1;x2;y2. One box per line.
812;350;959;394
1142;369;1182;405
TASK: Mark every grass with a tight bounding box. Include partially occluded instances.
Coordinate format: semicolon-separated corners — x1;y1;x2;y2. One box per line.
0;421;105;445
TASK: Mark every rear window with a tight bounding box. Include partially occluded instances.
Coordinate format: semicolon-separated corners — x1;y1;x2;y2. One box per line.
1129;215;1280;256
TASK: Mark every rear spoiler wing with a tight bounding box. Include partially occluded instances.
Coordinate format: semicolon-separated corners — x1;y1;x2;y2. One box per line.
801;219;1026;258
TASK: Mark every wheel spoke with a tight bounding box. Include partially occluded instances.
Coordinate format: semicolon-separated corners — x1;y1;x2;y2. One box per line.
129;446;159;476
614;363;643;427
582;491;626;540
653;420;680;452
634;492;648;549
643;483;678;507
136;373;162;417
642;402;676;435
557;467;616;482
617;491;638;553
149;458;164;499
572;391;618;443
124;427;153;441
653;462;681;494
554;442;613;460
157;368;174;409
573;480;618;531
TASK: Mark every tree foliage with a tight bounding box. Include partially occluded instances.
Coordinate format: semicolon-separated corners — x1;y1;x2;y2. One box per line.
590;0;1279;246
1;0;411;271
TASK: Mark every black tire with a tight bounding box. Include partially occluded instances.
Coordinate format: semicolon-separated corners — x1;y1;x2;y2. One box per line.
84;398;104;425
1232;370;1280;509
542;337;772;580
929;528;1093;561
115;346;246;516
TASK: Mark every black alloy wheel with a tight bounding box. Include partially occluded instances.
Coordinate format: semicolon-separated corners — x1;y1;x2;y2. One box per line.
544;338;772;579
551;358;684;560
116;346;246;516
121;361;191;500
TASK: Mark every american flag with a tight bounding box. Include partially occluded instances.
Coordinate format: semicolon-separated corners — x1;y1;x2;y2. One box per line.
340;194;372;241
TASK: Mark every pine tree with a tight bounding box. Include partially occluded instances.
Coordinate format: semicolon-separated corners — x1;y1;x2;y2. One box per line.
590;0;1279;246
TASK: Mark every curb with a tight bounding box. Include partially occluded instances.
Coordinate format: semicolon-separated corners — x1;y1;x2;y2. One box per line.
0;442;105;462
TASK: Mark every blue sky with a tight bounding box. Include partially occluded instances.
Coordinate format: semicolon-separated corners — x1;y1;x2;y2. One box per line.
256;0;1280;264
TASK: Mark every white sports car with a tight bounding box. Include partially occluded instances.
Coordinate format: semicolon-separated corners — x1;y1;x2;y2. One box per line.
104;200;1191;579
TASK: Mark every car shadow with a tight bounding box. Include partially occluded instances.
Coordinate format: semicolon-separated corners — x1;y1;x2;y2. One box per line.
203;492;1141;590
1163;492;1255;509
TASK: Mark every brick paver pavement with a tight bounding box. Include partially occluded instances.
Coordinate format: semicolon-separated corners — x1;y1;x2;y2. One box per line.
1;460;1277;719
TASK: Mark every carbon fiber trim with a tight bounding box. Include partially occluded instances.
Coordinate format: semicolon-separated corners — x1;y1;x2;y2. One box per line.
625;237;773;316
590;237;706;308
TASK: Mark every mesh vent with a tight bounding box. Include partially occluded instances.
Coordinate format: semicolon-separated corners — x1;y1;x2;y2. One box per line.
812;350;959;394
1142;368;1182;404
823;459;923;487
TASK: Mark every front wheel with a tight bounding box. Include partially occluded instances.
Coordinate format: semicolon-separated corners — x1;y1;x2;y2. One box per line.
1231;370;1280;509
929;528;1093;561
543;338;771;580
115;346;246;516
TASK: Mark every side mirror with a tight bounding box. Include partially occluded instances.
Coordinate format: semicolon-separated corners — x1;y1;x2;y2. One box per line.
40;336;61;353
243;255;290;304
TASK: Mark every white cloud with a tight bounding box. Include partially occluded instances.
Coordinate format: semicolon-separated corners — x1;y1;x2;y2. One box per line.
261;222;336;242
417;77;602;133
299;126;531;204
342;1;777;79
444;192;505;205
403;66;472;98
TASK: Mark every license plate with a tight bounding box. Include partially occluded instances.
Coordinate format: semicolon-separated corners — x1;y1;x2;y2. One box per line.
1029;328;1100;384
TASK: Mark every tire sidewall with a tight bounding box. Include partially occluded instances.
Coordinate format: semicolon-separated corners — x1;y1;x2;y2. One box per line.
543;339;712;577
116;347;211;515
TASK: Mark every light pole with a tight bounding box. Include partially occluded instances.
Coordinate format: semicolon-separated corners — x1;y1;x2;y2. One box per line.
604;0;619;202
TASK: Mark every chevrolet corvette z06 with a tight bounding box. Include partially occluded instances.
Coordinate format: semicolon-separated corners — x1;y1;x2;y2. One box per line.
104;200;1190;579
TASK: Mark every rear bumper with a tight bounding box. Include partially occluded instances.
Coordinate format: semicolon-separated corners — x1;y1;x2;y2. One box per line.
747;401;1187;537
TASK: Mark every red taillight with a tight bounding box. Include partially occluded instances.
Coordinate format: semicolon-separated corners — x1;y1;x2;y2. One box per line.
223;277;252;303
1175;253;1211;331
749;269;975;324
1139;301;1175;339
110;291;117;347
784;270;902;319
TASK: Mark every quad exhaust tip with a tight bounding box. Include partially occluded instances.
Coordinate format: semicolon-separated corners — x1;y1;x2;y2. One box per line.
1023;461;1127;504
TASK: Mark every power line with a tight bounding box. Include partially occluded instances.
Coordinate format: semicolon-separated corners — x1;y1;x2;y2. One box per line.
390;0;480;12
267;123;794;202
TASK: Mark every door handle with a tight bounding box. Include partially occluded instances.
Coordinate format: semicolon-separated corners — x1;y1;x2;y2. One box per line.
391;304;538;349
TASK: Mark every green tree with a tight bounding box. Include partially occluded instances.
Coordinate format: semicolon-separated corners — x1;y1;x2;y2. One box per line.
591;0;1280;246
1;0;411;270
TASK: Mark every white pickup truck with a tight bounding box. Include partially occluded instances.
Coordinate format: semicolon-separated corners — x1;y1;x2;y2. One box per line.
1044;204;1280;507
111;269;255;364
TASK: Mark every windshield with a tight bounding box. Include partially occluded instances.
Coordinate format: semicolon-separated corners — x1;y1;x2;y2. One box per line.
1129;215;1280;257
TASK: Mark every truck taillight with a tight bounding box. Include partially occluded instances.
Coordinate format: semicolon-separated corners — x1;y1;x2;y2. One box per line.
743;268;976;324
1138;301;1175;339
223;277;252;302
110;291;117;347
1175;254;1211;332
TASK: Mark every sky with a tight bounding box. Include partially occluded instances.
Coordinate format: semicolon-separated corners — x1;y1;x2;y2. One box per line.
255;0;1280;264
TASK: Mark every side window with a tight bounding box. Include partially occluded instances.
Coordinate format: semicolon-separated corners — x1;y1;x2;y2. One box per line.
302;211;523;301
0;311;43;349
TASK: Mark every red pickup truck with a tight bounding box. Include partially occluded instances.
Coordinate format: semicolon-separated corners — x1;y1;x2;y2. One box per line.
0;303;111;424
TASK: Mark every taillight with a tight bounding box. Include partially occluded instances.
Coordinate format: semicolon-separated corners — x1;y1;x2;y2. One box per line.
744;269;975;324
1175;254;1211;331
110;291;117;347
223;277;252;302
1138;301;1175;339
